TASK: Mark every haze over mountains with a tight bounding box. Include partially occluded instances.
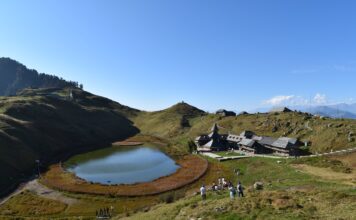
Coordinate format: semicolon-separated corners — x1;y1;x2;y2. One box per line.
296;104;356;119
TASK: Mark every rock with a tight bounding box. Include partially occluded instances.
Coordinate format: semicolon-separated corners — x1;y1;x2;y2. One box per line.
254;182;264;190
214;206;226;213
348;132;354;142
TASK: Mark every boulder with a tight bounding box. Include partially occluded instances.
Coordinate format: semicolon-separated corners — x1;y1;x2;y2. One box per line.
254;182;264;190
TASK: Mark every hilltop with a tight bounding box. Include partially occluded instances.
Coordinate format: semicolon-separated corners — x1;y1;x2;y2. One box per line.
0;88;140;196
0;58;79;96
133;102;206;138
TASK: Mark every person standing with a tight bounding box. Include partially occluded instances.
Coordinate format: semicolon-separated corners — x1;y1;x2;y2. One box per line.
228;184;236;200
237;181;244;197
200;184;207;200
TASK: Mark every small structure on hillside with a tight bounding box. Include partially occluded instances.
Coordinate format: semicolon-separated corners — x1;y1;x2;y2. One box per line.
238;111;249;116
270;107;292;113
216;109;236;117
195;123;228;151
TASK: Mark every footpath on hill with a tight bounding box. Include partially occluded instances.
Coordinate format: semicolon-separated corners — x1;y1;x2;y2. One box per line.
201;146;356;161
0;179;77;206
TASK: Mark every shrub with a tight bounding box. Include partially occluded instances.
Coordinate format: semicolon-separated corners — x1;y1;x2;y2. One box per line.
159;193;174;204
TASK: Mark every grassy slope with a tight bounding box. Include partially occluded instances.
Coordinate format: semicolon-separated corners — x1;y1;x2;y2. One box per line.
117;155;356;220
133;102;206;138
0;88;139;196
1;154;354;219
133;103;356;153
1;101;356;219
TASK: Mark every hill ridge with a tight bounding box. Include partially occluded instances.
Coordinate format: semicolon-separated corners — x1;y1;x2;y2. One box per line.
0;57;79;96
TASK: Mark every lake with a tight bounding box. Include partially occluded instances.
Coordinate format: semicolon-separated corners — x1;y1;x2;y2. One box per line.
65;145;180;185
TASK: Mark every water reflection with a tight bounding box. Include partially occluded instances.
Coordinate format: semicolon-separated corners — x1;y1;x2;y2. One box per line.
65;145;180;184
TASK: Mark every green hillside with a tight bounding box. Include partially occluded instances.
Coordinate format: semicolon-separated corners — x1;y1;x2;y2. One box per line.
0;95;355;219
1;93;355;197
0;88;139;196
133;104;356;154
133;102;206;138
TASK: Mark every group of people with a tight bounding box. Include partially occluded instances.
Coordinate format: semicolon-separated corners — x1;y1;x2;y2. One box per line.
96;207;113;219
200;178;244;200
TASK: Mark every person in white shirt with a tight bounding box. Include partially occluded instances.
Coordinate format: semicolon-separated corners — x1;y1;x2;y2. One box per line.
200;185;206;200
228;184;236;200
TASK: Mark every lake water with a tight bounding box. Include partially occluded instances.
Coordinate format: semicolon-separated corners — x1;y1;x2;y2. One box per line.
65;145;180;184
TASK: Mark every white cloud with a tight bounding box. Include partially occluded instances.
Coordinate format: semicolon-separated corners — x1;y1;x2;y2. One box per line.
263;93;328;107
263;95;295;106
313;93;327;105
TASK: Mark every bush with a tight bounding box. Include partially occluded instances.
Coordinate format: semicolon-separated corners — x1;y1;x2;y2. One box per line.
159;193;174;204
188;140;197;153
159;191;185;204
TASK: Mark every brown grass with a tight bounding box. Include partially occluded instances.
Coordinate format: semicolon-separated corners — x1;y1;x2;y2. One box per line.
331;151;356;169
112;141;143;146
0;190;67;216
112;135;169;147
291;164;356;186
41;155;208;197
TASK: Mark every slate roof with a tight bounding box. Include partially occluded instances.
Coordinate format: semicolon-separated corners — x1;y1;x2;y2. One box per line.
195;135;209;141
211;123;219;132
202;139;222;148
257;136;277;146
271;137;298;149
226;134;241;142
239;138;256;148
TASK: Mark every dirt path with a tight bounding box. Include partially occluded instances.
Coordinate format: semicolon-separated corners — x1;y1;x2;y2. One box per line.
0;179;77;206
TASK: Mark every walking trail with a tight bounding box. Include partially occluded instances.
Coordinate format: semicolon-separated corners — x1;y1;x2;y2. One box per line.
0;179;77;206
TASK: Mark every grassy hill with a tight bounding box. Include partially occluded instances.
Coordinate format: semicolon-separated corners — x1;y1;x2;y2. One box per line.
0;96;355;219
133;105;356;154
1;93;355;197
0;88;140;196
133;102;206;138
115;153;356;220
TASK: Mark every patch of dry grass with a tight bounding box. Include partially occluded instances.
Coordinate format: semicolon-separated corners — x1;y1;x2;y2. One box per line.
291;164;356;186
0;190;67;216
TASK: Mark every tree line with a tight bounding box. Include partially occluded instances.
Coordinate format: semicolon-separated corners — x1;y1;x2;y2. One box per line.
0;57;83;96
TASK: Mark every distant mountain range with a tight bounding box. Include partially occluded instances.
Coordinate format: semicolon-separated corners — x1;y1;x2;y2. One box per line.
250;103;356;119
0;57;79;96
296;103;356;119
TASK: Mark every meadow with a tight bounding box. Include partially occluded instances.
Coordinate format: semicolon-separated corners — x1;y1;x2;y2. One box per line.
1;152;355;219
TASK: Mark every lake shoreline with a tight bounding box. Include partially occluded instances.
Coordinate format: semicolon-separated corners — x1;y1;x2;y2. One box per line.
40;154;208;197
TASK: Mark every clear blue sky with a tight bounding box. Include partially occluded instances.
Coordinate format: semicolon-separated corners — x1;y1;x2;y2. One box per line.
1;0;356;111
